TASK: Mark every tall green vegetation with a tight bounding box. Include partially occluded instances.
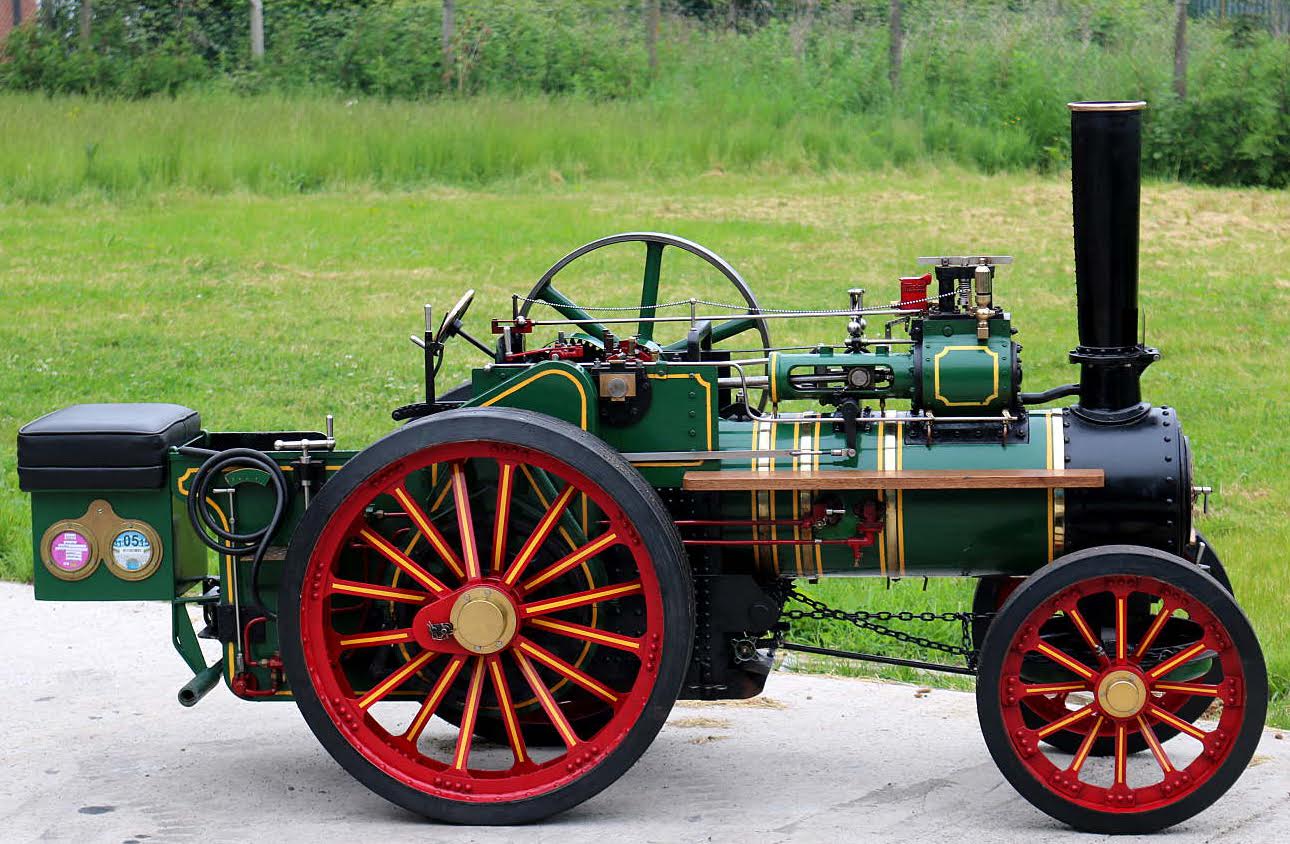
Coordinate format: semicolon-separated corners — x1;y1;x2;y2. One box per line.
1;1;1287;192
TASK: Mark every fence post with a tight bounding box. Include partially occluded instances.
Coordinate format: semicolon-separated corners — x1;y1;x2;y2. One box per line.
1173;0;1187;99
79;0;91;48
889;0;903;93
249;0;264;61
646;0;660;77
442;0;456;88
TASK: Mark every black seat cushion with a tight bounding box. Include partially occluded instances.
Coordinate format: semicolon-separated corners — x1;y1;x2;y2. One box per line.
18;403;201;491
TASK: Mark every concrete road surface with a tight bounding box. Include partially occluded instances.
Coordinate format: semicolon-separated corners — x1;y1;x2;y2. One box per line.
3;582;1288;843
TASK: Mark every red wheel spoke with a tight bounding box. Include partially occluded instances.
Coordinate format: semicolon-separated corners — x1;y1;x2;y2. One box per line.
1136;714;1176;774
391;484;466;581
1034;641;1096;681
1147;641;1209;680
1035;703;1095;739
515;637;620;704
1022;681;1089;696
328;577;431;606
1154;681;1220;697
527;617;642;653
357;527;449;596
502;484;578;587
1147;703;1208;740
338;628;416;649
487;655;529;766
357;650;437;710
1133;602;1173;659
523;580;643;618
513;649;580;749
1114;722;1128;785
1065;605;1107;665
1067;714;1105;775
452;657;488;770
451;463;482;581
521;530;621;593
491;461;516;573
403;654;467;743
1115;594;1128;661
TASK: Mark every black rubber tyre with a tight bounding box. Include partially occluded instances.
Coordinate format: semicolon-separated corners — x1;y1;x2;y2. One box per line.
977;545;1266;834
280;407;694;824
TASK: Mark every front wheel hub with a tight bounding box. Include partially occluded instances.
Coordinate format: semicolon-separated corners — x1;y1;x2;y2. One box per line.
449;586;518;654
1096;668;1147;718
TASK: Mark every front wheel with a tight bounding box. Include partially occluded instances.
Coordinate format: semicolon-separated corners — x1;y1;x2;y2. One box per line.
280;408;693;824
976;545;1266;834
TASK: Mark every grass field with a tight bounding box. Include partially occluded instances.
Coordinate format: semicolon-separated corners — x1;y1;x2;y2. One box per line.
2;169;1287;721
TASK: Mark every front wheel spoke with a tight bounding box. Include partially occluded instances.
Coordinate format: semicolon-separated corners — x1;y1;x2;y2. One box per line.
502;483;578;586
1033;641;1096;681
527;617;643;653
1115;595;1128;661
403;654;467;743
522;580;643;618
1068;714;1105;775
391;484;466;581
357;650;437;710
1114;722;1129;785
1153;681;1220;697
513;649;580;749
491;461;516;573
328;577;431;606
1147;703;1208;740
521;530;621;593
1065;605;1108;665
487;655;529;766
1035;703;1095;739
1022;681;1089;696
1133;601;1173;659
1136;714;1176;775
451;463;482;580
1147;641;1209;680
515;637;620;704
338;628;416;649
357;527;448;596
452;657;488;770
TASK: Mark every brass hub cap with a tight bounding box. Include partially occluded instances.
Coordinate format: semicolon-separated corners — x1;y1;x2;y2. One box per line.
1097;669;1148;718
449;586;518;655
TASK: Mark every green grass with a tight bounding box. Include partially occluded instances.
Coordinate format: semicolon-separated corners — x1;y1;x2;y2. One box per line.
2;169;1287;721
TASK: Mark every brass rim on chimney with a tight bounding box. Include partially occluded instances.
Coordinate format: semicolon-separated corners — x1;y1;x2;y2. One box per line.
1067;101;1147;112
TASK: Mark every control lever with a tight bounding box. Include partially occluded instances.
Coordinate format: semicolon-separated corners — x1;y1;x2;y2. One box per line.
274;414;337;508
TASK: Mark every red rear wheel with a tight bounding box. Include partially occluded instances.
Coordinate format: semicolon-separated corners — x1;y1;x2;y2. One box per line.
280;408;692;823
976;546;1265;834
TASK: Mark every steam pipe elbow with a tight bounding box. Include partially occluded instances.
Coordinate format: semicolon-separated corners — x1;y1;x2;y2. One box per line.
1020;383;1081;405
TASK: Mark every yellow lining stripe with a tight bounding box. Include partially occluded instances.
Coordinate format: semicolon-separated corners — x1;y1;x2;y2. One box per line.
1148;642;1208;680
522;531;619;593
492;462;515;572
1147;704;1208;739
1036;705;1094;739
1035;642;1096;680
358;649;436;710
635;373;715;466
523;581;643;616
528;617;641;651
518;640;618;703
330;579;428;605
452;657;487;769
489;658;526;764
1069;715;1104;774
338;630;415;648
932;345;1000;407
514;650;579;748
358;528;447;595
404;655;466;741
1137;714;1174;773
481;368;589;429
504;484;578;586
813;419;822;574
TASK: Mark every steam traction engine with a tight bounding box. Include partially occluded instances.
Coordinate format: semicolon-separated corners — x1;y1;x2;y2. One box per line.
17;103;1265;832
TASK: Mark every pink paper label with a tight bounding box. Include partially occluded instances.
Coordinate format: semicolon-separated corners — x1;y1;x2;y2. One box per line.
50;530;92;572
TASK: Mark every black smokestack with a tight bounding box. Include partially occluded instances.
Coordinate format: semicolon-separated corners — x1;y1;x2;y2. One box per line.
1068;101;1156;420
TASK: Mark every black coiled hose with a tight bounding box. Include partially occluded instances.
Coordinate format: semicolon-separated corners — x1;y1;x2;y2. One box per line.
179;446;291;619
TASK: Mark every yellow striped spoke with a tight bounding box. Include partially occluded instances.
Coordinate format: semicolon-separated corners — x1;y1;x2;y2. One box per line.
451;463;482;580
516;638;618;704
329;577;430;606
527;617;642;652
338;629;416;649
392;485;465;581
1154;681;1220;697
1068;715;1105;774
1137;714;1175;774
502;484;578;586
1035;704;1095;739
452;657;487;770
522;580;643;618
403;655;467;743
487;655;528;765
1065;605;1106;662
521;531;620;593
1147;703;1208;740
357;650;437;710
357;528;448;596
1133;603;1174;659
1147;642;1209;680
1023;681;1089;696
1115;595;1128;661
492;462;516;573
513;649;580;749
1034;641;1096;681
1114;722;1128;785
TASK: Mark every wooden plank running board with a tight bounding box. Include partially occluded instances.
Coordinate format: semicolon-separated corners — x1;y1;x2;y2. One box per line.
681;468;1105;492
